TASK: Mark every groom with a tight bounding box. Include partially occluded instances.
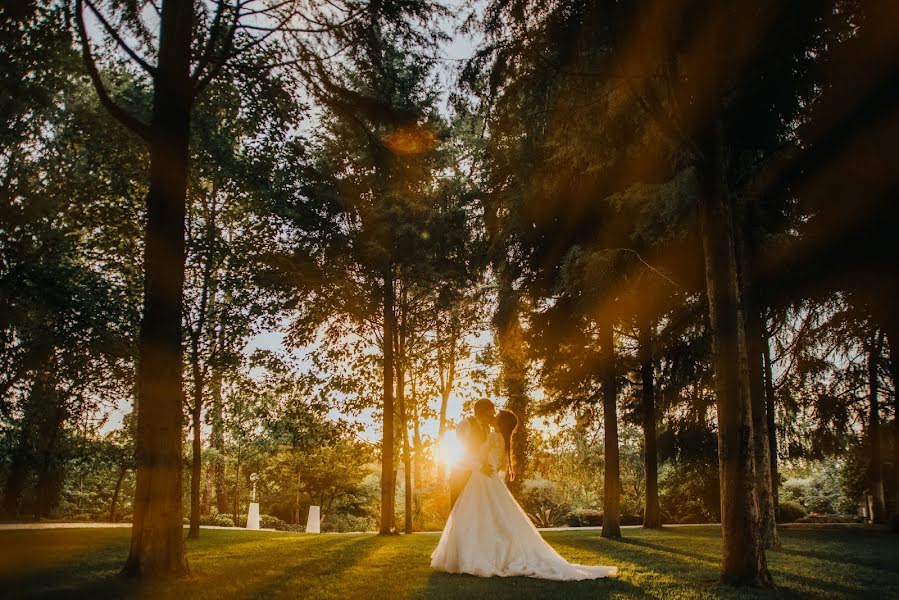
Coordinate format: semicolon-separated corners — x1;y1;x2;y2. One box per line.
449;398;496;509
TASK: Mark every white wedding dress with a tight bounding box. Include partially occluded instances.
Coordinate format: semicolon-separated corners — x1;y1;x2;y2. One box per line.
431;431;617;580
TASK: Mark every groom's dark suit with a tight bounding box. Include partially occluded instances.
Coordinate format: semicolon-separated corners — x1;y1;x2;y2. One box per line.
449;416;488;509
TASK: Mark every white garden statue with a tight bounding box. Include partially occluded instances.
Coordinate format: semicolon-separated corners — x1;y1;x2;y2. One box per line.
246;473;260;530
306;505;320;534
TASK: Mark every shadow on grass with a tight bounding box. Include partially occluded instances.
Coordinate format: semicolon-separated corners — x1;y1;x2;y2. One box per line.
422;570;648;600
9;532;381;599
554;532;720;575
770;569;877;598
771;529;899;574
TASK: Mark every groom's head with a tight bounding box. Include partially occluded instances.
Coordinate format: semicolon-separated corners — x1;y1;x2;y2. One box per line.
474;399;496;425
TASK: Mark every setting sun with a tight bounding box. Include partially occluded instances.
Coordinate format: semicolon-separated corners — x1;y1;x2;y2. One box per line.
436;430;464;470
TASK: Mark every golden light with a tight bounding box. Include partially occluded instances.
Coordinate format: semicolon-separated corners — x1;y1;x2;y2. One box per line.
436;430;464;470
384;124;437;155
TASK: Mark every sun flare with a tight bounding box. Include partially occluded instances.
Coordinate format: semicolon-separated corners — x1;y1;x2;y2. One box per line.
436;430;464;470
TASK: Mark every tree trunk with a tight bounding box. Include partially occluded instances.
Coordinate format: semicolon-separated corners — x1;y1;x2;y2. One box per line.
110;466;128;522
697;121;771;586
746;304;779;548
188;381;202;539
867;329;886;524
638;312;661;528
435;347;453;483
295;469;302;525
762;323;779;510
379;266;396;535
402;424;413;534
599;316;621;539
496;299;529;496
734;189;779;550
435;328;454;440
233;451;241;525
411;374;424;493
0;433;30;518
1;349;54;518
210;367;227;514
33;381;66;520
122;0;193;578
396;337;412;534
888;329;899;533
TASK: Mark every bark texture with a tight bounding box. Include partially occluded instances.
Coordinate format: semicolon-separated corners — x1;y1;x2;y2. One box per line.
599;317;621;539
123;0;193;577
379;267;396;535
638;313;661;528
697;121;771;586
867;330;886;524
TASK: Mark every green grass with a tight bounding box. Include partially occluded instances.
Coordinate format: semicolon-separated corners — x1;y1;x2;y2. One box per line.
1;525;897;599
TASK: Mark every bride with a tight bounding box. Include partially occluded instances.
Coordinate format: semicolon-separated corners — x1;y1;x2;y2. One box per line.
431;409;618;581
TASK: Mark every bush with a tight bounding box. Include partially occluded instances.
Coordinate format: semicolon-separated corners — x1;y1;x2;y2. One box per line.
659;461;721;524
260;514;287;530
527;506;569;528
520;479;570;527
321;514;373;533
566;509;603;527
214;514;235;528
675;513;709;524
780;461;843;515
620;514;643;526
777;500;808;523
794;514;860;524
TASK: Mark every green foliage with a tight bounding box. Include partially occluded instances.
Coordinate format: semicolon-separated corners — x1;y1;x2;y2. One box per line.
259;514;286;530
780;460;843;515
565;509;603;527
321;514;375;533
213;515;235;528
838;446;871;514
658;463;720;524
776;501;808;524
520;479;570;527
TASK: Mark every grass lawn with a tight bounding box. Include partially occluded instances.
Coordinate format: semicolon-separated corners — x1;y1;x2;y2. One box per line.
1;525;897;599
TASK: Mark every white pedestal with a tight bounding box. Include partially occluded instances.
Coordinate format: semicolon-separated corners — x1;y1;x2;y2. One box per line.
306;505;320;533
246;502;260;530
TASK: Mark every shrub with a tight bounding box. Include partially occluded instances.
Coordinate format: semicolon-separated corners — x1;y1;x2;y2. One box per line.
777;500;808;523
659;461;720;524
214;514;235;528
566;509;603;527
794;514;860;524
260;514;287;530
521;479;570;527
322;513;374;533
676;513;708;524
620;514;643;526
527;506;569;528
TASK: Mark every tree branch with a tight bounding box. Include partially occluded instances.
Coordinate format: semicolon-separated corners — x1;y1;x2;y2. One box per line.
83;0;156;75
73;0;152;143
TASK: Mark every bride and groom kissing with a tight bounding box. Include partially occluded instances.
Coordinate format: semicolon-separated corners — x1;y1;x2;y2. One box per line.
430;399;618;581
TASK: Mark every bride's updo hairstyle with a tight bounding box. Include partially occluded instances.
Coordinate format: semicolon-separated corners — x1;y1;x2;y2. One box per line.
496;410;519;481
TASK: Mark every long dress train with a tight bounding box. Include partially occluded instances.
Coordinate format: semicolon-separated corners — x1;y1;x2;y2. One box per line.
431;431;618;580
